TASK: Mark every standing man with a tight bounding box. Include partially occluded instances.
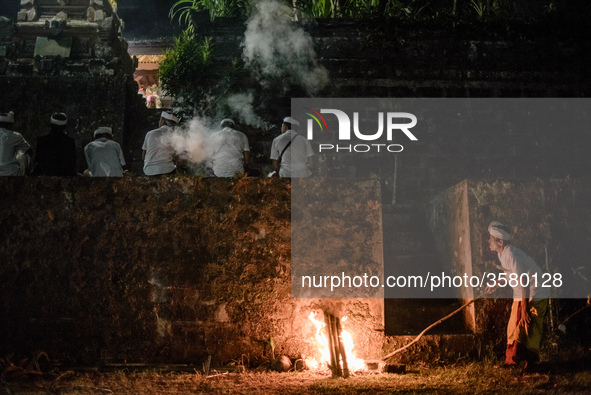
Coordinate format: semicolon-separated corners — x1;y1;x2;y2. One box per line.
142;111;178;176
270;117;314;177
84;127;127;177
210;118;250;177
486;221;550;368
0;111;33;176
33;113;77;176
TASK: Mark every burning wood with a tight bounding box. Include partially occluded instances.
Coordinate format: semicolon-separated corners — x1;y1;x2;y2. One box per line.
306;311;366;376
324;312;348;378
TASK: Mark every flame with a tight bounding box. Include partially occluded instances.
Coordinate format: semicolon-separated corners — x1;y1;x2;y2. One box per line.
306;312;366;372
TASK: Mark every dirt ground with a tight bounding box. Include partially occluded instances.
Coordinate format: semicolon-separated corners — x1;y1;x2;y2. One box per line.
2;361;590;394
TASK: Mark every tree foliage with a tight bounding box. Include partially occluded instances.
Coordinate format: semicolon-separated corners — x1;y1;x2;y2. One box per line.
158;30;248;116
170;0;250;32
158;31;215;110
168;0;563;23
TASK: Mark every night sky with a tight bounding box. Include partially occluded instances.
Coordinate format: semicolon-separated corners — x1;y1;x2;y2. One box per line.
0;0;182;40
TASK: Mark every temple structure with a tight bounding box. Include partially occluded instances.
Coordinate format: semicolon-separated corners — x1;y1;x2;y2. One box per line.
127;38;174;108
1;0;134;76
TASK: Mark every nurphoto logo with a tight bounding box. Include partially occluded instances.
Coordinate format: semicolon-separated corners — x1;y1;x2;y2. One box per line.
302;107;418;154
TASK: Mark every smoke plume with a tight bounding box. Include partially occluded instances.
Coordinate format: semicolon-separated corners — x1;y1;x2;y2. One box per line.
241;0;329;95
160;117;219;167
224;91;269;129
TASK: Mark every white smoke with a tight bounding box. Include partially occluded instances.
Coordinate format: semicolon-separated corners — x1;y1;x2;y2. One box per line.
225;91;269;129
160;117;219;167
158;0;331;170
241;0;329;95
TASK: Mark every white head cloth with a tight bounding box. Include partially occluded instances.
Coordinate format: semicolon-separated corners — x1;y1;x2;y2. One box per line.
94;126;113;137
283;117;300;127
488;221;512;241
0;111;14;123
161;111;179;124
220;118;235;127
50;113;68;125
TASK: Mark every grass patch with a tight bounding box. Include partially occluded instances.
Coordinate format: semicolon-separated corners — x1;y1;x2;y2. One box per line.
2;361;590;394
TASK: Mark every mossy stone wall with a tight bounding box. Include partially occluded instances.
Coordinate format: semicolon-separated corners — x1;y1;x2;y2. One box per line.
0;176;384;366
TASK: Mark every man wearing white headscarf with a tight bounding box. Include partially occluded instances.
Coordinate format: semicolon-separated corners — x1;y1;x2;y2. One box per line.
486;221;550;368
0;111;33;176
142;111;178;176
270;117;314;177
84;127;126;177
32;113;77;176
209;118;250;177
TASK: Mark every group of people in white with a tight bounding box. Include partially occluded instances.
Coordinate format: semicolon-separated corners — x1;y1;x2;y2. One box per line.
142;111;314;178
0;110;315;178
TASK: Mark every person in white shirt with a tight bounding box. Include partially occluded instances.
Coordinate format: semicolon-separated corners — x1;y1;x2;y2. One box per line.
485;221;550;368
84;127;126;177
0;111;32;176
270;117;314;177
142;111;178;176
210;118;250;177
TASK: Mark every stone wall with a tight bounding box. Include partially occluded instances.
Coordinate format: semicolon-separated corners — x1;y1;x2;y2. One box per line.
198;17;591;98
0;176;383;366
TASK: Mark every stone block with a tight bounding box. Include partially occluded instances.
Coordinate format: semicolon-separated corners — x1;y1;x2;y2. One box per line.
53;11;68;22
27;7;37;21
86;7;95;22
17;10;29;22
88;59;107;75
94;10;105;22
93;42;113;58
44;19;67;33
270;356;292;372
20;0;35;5
33;36;72;58
100;16;113;30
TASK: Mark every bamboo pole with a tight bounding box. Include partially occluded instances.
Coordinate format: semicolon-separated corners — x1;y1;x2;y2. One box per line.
381;295;483;361
336;318;349;378
330;315;343;377
324;312;340;377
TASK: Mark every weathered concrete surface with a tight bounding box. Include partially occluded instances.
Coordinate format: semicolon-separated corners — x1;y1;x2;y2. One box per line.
0;176;383;365
291;178;384;299
428;180;476;331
